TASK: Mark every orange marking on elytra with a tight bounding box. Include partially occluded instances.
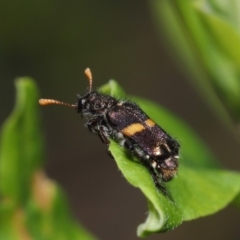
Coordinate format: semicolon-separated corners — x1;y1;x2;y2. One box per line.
122;123;145;137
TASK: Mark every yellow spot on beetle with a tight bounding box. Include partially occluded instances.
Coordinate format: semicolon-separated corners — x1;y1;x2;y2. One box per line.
122;123;145;137
145;119;155;127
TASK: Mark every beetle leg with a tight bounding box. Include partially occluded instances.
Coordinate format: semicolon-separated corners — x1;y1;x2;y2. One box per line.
85;117;110;144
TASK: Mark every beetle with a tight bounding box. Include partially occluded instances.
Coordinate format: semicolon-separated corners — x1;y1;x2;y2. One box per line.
39;68;180;193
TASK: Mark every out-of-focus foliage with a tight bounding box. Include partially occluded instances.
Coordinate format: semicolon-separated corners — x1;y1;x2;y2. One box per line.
151;0;240;123
0;78;96;240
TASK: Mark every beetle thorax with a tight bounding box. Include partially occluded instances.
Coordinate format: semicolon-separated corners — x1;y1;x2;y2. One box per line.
77;92;117;116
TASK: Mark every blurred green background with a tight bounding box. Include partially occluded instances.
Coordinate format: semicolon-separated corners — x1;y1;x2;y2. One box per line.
0;1;240;239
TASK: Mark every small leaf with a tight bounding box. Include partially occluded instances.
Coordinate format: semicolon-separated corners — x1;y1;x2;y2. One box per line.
99;80;126;97
195;3;240;68
0;78;96;240
109;141;182;237
169;166;240;220
149;0;240;122
100;81;240;236
26;177;96;240
0;78;44;203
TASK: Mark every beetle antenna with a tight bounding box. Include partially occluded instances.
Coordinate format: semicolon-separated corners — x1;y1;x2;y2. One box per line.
39;99;77;108
84;68;93;93
39;68;93;108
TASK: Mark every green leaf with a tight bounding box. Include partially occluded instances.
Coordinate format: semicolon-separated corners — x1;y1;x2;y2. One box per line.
100;81;240;236
0;78;96;240
169;166;240;220
26;181;96;240
149;0;233;124
0;78;44;203
195;2;240;67
149;0;240;121
109;141;182;237
99;79;126;97
194;3;240;118
0;202;19;239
